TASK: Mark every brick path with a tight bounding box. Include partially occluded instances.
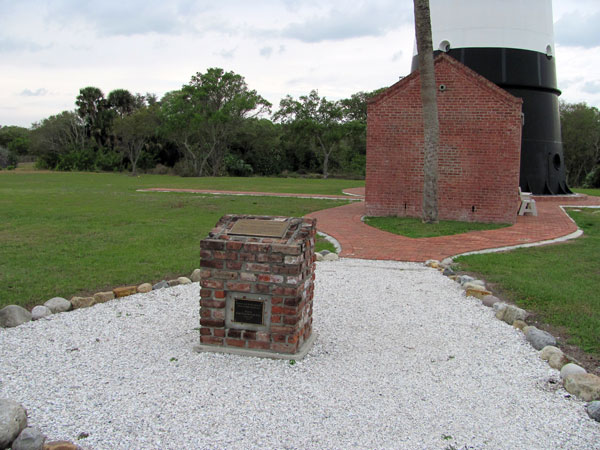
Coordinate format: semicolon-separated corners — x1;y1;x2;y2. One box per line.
308;189;600;261
137;188;360;201
142;186;600;262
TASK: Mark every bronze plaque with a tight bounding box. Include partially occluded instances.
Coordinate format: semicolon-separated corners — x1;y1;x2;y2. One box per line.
229;219;289;238
234;299;264;325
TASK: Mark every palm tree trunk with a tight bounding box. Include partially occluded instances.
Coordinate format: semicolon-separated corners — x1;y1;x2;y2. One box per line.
414;0;440;223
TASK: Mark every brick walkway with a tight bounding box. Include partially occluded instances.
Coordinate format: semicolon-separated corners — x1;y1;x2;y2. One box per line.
142;186;600;262
137;188;361;201
308;189;600;261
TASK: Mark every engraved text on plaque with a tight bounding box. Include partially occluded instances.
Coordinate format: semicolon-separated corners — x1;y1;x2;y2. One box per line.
233;299;264;325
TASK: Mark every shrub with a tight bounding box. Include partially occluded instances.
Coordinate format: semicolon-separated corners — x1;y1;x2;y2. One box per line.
173;160;197;177
583;165;600;188
56;148;96;171
0;146;18;169
94;148;124;172
225;154;253;177
150;164;170;175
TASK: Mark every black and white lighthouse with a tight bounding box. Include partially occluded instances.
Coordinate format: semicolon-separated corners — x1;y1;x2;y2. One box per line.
412;0;570;194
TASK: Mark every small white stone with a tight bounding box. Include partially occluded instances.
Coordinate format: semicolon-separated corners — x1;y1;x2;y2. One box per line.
463;282;487;291
190;269;202;282
31;305;52;320
43;297;71;313
560;363;587;379
177;277;192;285
540;346;562;361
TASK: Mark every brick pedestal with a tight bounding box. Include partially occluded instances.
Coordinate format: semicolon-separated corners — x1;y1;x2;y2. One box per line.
196;215;317;359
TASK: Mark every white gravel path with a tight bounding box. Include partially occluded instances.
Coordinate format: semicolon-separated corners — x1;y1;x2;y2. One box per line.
1;259;599;450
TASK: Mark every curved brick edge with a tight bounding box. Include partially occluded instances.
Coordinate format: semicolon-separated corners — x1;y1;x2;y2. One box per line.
442;229;584;265
443;205;600;263
317;231;342;253
307;196;600;262
425;259;600;415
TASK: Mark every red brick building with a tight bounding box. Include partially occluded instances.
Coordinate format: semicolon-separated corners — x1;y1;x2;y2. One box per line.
366;54;523;224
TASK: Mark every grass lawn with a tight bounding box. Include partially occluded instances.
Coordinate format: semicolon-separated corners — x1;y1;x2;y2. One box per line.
363;216;509;238
315;235;337;253
0;171;353;308
573;188;600;197
456;208;600;356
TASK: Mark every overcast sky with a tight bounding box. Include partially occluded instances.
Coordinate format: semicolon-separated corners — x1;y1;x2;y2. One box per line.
1;0;599;128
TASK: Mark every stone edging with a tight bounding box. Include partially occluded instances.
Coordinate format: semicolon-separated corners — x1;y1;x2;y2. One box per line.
2;255;596;449
0;271;203;330
0;270;206;449
0;255;342;448
424;259;600;424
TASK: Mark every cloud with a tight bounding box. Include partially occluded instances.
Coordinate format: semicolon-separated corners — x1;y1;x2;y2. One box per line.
392;50;403;61
559;77;584;89
555;11;600;48
281;2;411;42
45;0;211;37
581;81;600;94
0;38;48;53
20;88;48;97
216;47;236;59
291;2;410;42
260;46;273;58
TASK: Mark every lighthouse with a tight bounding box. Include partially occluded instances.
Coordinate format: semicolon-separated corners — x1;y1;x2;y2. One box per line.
412;0;570;195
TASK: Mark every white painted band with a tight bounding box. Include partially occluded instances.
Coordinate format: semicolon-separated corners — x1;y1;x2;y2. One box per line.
417;0;555;55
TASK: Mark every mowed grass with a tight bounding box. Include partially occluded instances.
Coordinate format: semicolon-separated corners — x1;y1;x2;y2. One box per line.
0;172;352;308
456;208;600;355
573;188;600;197
364;216;508;238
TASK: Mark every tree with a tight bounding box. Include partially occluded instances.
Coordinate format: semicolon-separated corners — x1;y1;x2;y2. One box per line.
107;89;138;119
0;126;31;156
414;0;440;223
114;105;160;175
230;118;284;176
75;86;114;147
0;146;18;168
560;101;600;187
338;88;387;177
340;88;386;123
273;90;347;178
160;68;271;176
30;111;87;168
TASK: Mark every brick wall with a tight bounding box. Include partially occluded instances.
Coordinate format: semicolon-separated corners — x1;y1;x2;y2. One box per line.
366;54;523;224
199;215;316;356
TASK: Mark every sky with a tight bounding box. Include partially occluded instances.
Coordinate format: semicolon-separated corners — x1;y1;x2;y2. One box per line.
1;0;600;128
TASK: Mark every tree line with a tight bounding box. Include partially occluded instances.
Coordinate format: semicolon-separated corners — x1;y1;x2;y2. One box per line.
559;101;600;188
1;67;599;187
0;68;381;179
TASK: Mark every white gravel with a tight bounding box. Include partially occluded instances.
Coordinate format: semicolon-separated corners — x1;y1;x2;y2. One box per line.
1;258;599;450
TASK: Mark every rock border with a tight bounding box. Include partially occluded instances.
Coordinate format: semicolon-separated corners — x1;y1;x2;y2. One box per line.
1;249;341;330
425;259;600;423
0;251;343;446
0;272;199;449
0;275;195;330
0;397;85;450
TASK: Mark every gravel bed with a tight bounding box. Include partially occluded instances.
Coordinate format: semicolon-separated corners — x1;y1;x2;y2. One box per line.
1;259;599;449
